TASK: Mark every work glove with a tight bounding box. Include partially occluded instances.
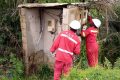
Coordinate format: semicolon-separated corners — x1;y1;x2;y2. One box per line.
88;12;91;16
82;25;87;30
51;52;54;54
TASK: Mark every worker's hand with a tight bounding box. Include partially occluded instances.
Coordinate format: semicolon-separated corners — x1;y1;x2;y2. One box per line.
52;52;56;57
88;12;91;16
51;52;54;54
82;25;87;30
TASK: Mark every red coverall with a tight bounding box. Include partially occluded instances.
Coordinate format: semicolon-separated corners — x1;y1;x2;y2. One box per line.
81;16;99;67
50;30;81;80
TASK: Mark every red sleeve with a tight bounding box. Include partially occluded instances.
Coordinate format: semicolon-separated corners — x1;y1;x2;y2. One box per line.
50;34;61;53
73;41;80;55
81;28;90;37
88;15;94;25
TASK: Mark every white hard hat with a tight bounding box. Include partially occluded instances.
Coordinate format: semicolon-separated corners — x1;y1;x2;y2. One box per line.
92;19;101;28
69;20;81;30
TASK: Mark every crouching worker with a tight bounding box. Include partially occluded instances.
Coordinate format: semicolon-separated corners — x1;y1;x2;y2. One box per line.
50;20;81;80
81;14;101;67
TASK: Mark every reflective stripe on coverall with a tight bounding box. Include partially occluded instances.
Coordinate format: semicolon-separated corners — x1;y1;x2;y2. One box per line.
50;30;81;80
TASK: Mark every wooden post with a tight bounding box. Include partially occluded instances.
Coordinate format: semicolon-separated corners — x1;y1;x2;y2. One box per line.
19;8;29;76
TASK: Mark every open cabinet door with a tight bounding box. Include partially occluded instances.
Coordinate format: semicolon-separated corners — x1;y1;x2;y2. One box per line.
62;7;88;31
62;7;81;30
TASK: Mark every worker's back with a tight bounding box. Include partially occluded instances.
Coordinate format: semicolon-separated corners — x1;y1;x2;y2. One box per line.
50;30;80;63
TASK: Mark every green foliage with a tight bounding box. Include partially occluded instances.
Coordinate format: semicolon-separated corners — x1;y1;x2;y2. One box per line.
0;53;24;80
74;39;88;69
25;74;39;80
114;5;120;21
0;0;22;56
0;63;53;80
80;40;88;69
9;53;24;76
62;67;120;80
23;64;53;80
37;64;53;80
114;58;120;69
103;57;112;69
100;32;120;68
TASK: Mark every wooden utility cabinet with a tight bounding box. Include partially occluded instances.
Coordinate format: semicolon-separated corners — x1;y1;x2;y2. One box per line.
18;3;88;75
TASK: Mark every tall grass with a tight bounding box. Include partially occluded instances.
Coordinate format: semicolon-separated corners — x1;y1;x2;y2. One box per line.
62;67;120;80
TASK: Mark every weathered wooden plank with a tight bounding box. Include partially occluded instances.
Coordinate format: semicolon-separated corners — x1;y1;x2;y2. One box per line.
18;3;68;8
19;8;29;75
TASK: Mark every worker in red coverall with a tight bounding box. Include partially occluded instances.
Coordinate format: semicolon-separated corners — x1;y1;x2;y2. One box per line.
81;15;101;67
50;20;81;80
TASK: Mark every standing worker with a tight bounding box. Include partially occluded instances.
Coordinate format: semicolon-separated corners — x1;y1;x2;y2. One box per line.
50;20;81;80
81;14;101;67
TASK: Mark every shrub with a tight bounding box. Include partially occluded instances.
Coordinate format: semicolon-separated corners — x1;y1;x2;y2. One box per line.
114;58;120;69
0;53;24;80
37;64;53;80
